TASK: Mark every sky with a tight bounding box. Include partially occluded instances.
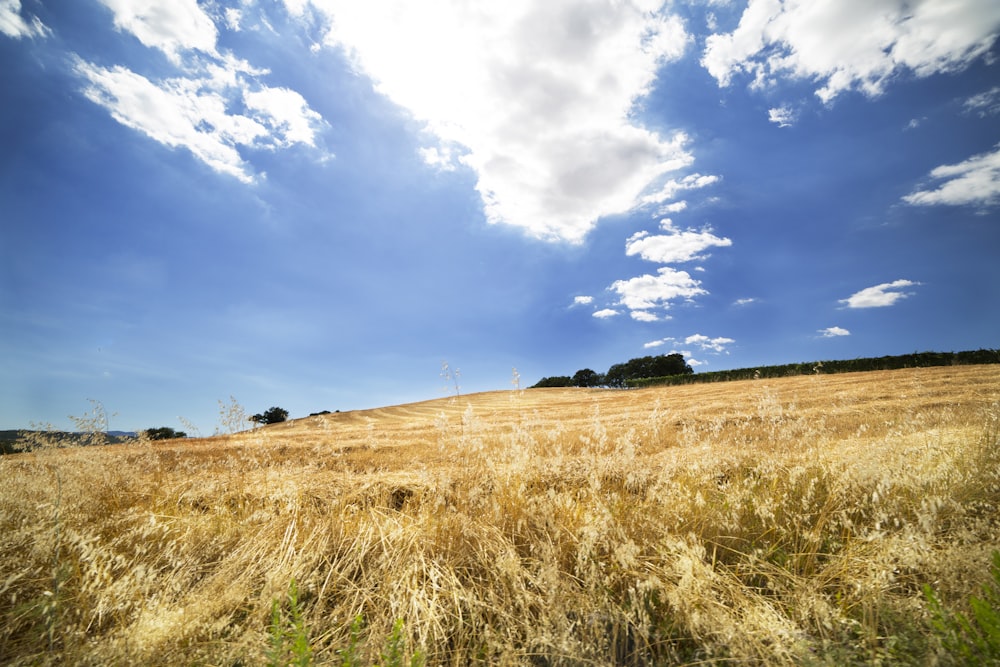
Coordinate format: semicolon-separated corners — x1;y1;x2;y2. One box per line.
2;0;999;434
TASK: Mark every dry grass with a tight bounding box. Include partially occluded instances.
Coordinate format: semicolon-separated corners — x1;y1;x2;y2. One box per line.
2;365;999;665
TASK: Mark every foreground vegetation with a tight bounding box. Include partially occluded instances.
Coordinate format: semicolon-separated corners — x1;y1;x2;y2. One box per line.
2;366;999;665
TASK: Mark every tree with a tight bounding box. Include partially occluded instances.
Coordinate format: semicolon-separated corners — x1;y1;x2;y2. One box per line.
604;363;628;388
530;376;574;388
572;368;603;387
251;407;289;425
605;353;693;388
143;426;187;440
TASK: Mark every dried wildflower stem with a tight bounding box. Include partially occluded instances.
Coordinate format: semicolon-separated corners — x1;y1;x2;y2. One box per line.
0;366;998;664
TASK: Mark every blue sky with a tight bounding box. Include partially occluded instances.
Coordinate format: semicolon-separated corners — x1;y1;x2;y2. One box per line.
2;0;998;433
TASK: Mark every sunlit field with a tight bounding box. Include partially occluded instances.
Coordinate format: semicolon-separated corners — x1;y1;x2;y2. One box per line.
2;365;999;665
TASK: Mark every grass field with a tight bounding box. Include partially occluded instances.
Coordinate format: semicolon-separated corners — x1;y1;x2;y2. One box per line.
2;365;999;665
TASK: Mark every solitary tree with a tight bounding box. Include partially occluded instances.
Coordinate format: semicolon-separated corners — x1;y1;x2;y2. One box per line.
251;407;289;425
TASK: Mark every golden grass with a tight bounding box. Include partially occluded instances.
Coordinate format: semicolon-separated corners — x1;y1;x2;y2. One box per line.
2;365;999;665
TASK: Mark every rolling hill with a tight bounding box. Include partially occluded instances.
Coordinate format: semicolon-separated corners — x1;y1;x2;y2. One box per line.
2;365;998;665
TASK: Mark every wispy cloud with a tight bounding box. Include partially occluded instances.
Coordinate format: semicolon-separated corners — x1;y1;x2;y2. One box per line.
640;173;720;207
0;0;49;39
840;280;919;308
903;144;1000;209
72;5;329;183
703;0;1000;103
733;297;757;307
819;326;850;337
299;1;694;242
964;86;1000;117
592;308;620;319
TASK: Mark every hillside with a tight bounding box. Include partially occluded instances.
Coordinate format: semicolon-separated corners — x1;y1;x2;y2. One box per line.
2;365;999;665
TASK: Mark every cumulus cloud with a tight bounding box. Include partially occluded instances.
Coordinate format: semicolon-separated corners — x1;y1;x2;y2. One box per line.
573;295;595;307
625;219;732;264
630;310;661;322
0;0;49;38
702;0;1000;104
300;1;694;242
903;144;1000;208
840;280;919;308
610;267;706;314
593;309;621;319
74;3;328;183
819;326;850;337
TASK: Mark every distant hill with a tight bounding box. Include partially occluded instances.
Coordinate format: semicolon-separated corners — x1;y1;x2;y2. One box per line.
1;430;137;454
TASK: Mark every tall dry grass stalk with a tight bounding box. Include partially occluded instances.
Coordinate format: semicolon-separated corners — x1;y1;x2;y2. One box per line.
1;366;998;665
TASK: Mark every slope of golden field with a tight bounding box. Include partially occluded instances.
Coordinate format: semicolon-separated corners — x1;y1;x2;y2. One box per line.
2;365;999;665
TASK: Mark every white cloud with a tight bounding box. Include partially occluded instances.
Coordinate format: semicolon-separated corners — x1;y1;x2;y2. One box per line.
0;0;49;38
625;219;732;264
97;0;219;64
573;295;594;306
301;1;694;243
75;59;327;183
73;5;329;183
819;326;850;337
224;8;243;32
76;61;260;183
685;334;735;353
840;280;919;308
244;86;324;148
903;144;1000;208
640;172;720;207
630;310;660;322
610;267;706;314
702;0;1000;104
733;297;757;306
593;309;621;319
768;106;796;127
964;86;1000;117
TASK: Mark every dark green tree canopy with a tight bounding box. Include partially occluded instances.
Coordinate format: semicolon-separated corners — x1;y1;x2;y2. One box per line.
572;368;604;387
533;353;693;389
530;376;574;388
251;407;289;425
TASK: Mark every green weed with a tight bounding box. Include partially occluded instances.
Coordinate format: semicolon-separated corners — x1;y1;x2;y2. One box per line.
924;550;1000;665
